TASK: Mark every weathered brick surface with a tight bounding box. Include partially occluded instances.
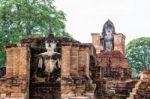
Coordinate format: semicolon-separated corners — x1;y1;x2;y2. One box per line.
91;49;132;98
132;69;150;99
114;33;125;54
135;81;150;99
61;44;94;77
95;51;131;80
91;33;101;53
130;72;150;99
61;46;71;76
0;46;29;99
96;51;128;68
70;46;79;76
61;44;96;99
6;47;29;77
0;76;28;99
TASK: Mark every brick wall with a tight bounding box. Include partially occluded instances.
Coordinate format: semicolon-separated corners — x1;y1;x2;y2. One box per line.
96;50;128;69
61;43;95;98
61;44;92;77
6;47;30;77
91;33;101;53
96;51;131;79
114;33;125;54
0;46;30;99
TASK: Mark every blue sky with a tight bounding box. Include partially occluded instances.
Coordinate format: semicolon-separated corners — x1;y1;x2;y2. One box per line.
54;0;150;44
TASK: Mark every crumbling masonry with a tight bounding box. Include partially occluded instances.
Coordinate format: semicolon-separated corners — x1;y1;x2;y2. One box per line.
0;20;149;99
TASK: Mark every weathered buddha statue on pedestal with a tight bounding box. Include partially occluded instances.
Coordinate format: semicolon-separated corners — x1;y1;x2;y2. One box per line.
102;20;115;51
33;41;61;82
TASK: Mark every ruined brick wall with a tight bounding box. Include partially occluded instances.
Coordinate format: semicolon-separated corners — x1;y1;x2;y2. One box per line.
61;44;93;77
134;81;150;98
61;43;95;98
96;51;128;68
0;46;30;99
114;33;125;54
96;51;131;79
6;47;30;77
91;33;101;53
61;46;71;77
0;77;28;99
127;70;150;99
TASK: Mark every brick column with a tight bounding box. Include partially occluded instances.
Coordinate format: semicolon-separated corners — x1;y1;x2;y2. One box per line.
13;47;20;76
61;46;71;77
5;46;30;99
91;33;101;53
114;33;125;54
70;46;79;76
6;47;29;77
6;48;14;76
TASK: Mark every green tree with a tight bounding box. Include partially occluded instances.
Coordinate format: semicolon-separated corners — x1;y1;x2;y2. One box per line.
126;37;150;76
0;0;71;67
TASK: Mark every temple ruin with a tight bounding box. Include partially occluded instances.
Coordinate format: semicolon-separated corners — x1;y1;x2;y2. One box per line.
0;20;149;99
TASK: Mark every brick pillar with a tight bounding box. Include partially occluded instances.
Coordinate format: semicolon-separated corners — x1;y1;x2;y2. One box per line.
6;47;29;77
114;33;125;54
61;46;71;77
18;47;30;76
61;45;72;98
91;33;101;53
70;46;79;76
5;46;29;99
6;48;14;76
61;45;96;98
78;47;90;77
13;48;20;76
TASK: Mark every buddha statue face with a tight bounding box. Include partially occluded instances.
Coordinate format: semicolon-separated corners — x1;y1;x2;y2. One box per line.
45;41;56;52
105;24;113;35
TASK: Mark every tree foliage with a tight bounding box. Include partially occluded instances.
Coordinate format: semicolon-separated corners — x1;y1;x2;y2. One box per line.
0;0;71;67
126;37;150;75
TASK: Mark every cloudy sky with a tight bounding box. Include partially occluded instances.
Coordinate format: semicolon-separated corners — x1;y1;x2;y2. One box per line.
54;0;150;44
